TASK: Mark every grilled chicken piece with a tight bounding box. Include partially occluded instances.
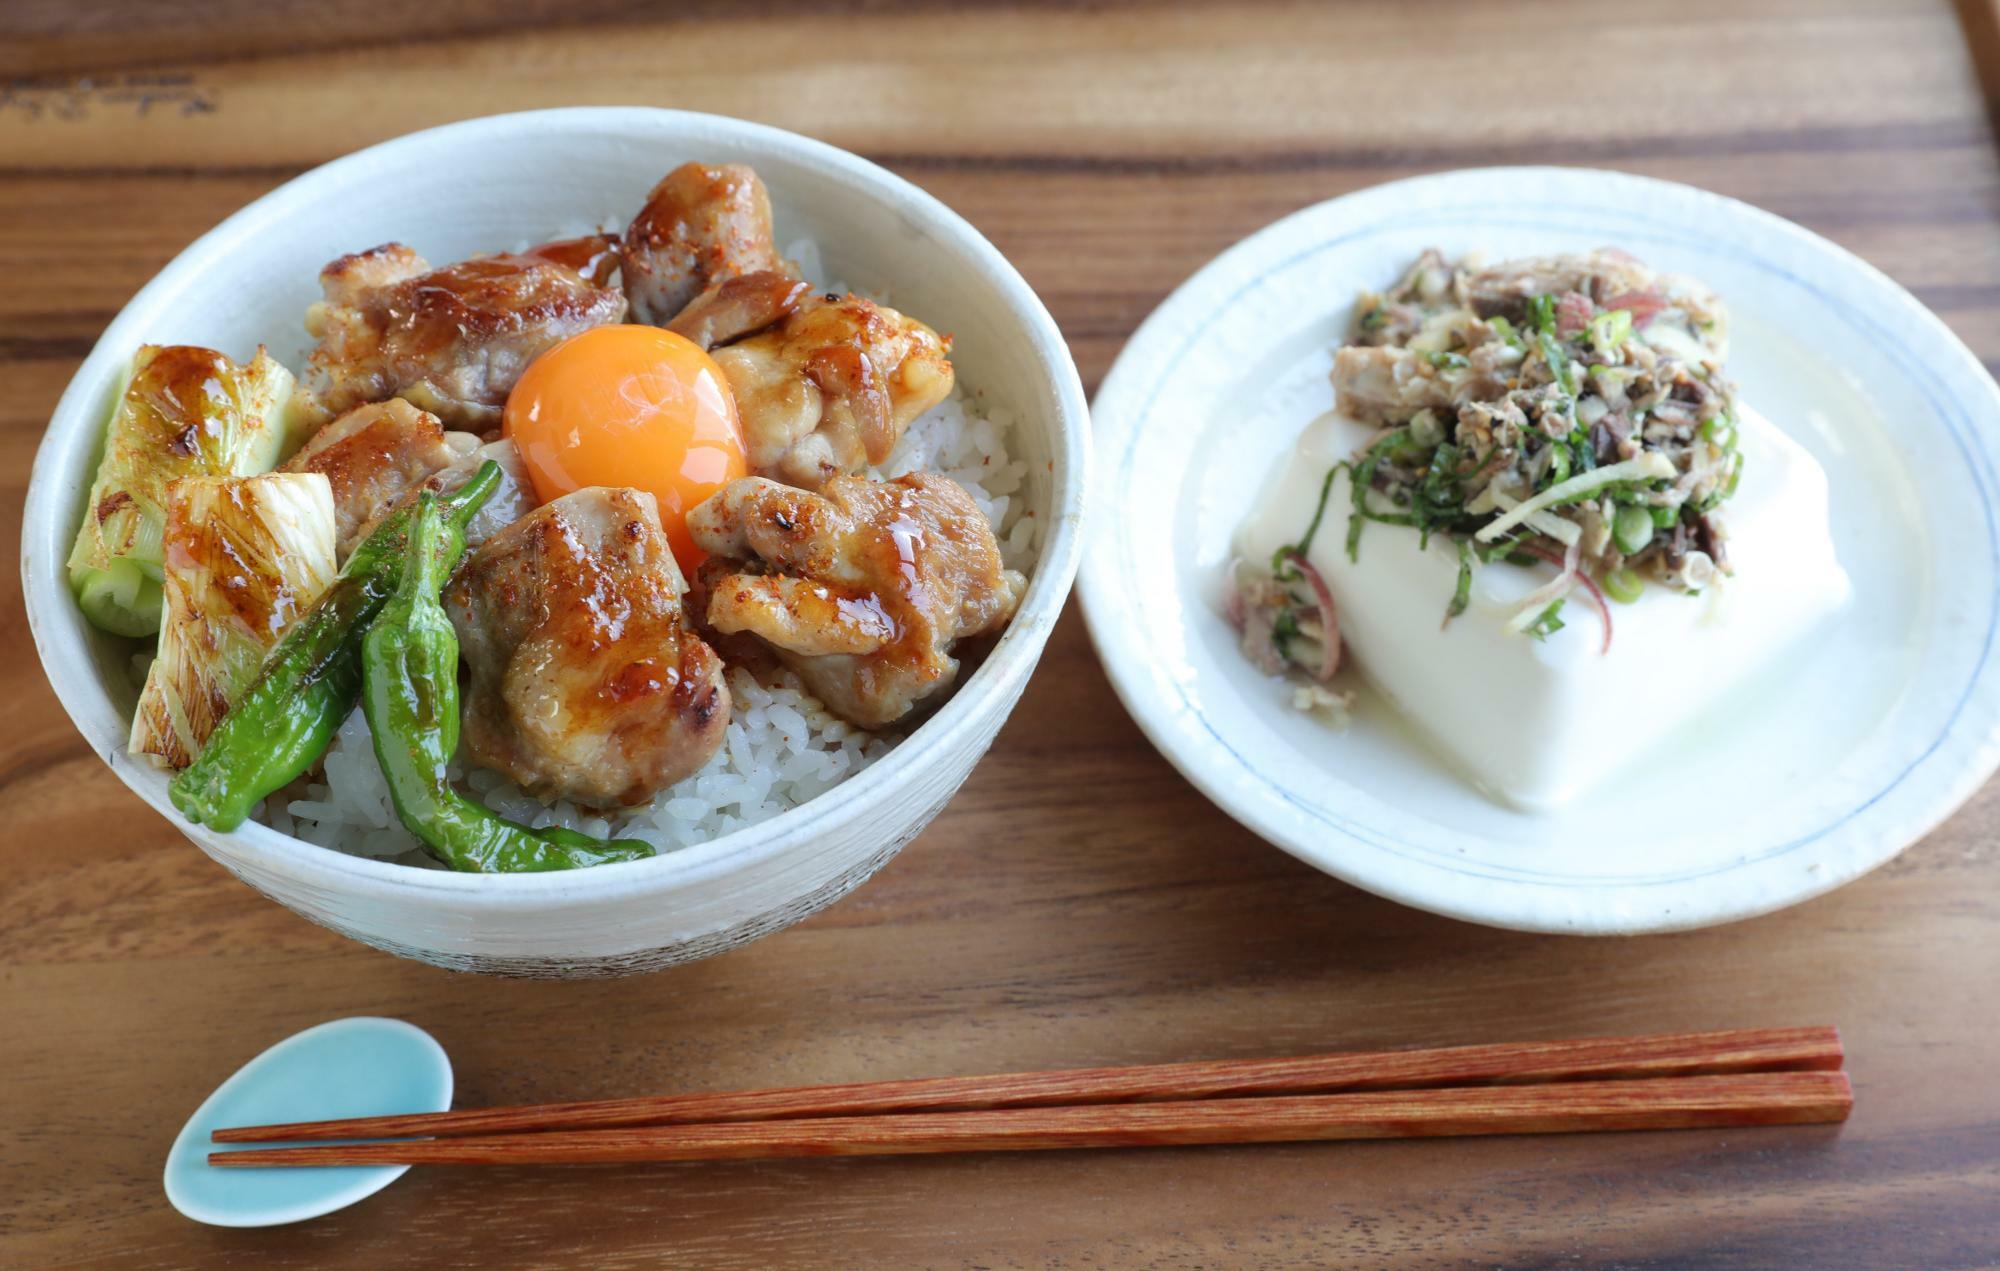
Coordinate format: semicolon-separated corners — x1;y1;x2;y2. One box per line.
524;232;622;287
623;163;791;326
687;473;1024;729
1465;249;1659;318
1463;248;1728;350
281;398;477;555
444;488;729;807
714;295;954;490
1330;345;1467;427
303;242;626;429
667;270;812;350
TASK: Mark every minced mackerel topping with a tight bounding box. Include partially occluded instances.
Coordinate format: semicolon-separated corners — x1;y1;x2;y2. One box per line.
1232;247;1744;688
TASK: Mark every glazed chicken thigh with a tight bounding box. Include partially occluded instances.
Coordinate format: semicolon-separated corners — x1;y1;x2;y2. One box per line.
687;472;1024;729
444;488;730;807
623;162;794;326
303;243;626;429
281;398;477;555
666;270;812;350
714;294;954;491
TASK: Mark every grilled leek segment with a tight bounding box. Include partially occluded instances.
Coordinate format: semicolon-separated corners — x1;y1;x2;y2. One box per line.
131;473;338;769
67;344;306;636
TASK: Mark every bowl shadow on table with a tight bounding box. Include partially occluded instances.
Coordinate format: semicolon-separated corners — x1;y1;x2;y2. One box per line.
261;628;1875;1062
776;611;1840;1039
283;614;1907;1149
537;611;1863;1053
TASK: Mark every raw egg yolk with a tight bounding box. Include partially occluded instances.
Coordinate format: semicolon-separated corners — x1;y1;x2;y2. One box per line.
505;325;746;570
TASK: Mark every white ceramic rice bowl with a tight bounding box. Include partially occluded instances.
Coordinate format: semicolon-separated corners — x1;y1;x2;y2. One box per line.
22;109;1089;977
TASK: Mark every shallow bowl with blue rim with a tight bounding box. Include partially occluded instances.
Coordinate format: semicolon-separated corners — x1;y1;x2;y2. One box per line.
1081;166;2000;934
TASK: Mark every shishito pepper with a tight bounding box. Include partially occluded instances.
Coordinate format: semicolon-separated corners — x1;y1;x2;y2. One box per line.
170;461;503;833
359;493;654;872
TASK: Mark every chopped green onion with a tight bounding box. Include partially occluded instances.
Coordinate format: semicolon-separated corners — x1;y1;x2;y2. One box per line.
1701;412;1737;451
1487;315;1522;349
1588;308;1633;356
1526;598;1566;641
1650;504;1677;529
1612;504;1655;555
1424;350;1469;372
1358;306;1388;332
1544;445;1572;488
1601;567;1645;605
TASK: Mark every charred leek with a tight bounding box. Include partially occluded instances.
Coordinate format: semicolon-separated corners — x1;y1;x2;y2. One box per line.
130;473;339;769
67;344;306;636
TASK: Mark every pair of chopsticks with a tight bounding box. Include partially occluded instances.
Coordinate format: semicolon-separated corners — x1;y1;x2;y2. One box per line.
209;1027;1849;1168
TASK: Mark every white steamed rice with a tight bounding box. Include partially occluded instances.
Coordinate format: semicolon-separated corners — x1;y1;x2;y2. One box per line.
269;351;1040;868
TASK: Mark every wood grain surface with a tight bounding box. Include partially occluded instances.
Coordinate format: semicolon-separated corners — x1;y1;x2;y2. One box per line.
4;1;1999;1266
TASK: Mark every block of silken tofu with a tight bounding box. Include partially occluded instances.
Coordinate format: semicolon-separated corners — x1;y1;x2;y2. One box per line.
1235;405;1852;810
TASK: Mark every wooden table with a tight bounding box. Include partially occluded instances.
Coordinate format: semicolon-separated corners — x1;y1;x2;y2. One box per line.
5;2;1999;1265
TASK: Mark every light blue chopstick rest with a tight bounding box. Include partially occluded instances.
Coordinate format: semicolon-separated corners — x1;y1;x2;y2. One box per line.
164;1017;453;1227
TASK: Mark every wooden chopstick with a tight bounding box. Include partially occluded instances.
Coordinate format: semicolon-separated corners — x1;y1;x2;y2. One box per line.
212;1027;1841;1145
208;1072;1851;1167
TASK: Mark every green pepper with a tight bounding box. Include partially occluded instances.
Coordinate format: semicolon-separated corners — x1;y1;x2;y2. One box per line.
360;494;653;873
169;461;502;833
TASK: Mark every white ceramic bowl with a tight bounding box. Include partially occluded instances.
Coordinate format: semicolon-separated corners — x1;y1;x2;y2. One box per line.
23;109;1089;977
1082;167;2000;933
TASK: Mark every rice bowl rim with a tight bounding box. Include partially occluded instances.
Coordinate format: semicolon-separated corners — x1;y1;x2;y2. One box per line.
22;107;1091;907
